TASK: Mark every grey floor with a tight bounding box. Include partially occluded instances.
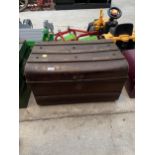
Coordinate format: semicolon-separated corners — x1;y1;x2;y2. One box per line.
19;0;135;155
20;113;134;155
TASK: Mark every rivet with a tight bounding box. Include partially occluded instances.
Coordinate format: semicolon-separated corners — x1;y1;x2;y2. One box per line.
42;54;48;58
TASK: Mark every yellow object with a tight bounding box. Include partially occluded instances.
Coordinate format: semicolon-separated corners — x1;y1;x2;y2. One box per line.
91;8;135;43
111;9;119;16
103;32;135;42
93;9;109;31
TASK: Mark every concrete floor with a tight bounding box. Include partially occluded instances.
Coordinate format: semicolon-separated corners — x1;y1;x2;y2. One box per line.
19;0;135;155
20;112;134;155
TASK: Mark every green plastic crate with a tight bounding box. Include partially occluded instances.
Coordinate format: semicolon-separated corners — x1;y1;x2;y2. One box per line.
19;41;33;108
26;40;36;48
19;84;31;108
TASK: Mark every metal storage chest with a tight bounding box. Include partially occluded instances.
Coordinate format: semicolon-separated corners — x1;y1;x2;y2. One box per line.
25;40;128;105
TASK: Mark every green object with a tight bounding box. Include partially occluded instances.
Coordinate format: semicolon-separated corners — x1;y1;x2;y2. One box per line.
42;28;54;41
57;33;76;41
26;40;36;48
19;41;32;108
19;84;31;108
64;33;76;41
79;35;98;41
42;28;49;41
49;33;54;41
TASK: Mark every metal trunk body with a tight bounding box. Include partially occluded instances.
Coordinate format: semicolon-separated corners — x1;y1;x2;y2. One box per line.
25;40;128;105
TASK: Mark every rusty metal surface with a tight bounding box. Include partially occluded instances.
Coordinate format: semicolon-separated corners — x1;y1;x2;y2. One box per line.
28;51;124;62
32;44;117;54
25;40;128;105
35;92;120;105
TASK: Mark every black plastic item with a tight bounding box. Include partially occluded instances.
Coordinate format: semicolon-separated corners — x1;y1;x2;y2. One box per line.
54;0;111;10
54;0;74;4
110;23;134;37
104;20;118;34
116;40;135;50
